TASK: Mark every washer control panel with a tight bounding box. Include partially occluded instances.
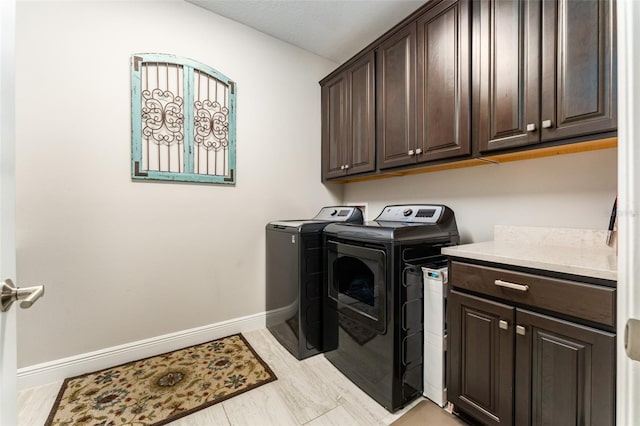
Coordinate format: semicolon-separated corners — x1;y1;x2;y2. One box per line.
313;206;361;221
375;205;444;223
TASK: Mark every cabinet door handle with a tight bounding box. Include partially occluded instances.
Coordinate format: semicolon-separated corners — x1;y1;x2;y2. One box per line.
494;279;529;292
542;119;552;128
415;148;423;155
526;123;536;132
344;164;349;169
408;149;415;156
499;320;509;330
516;325;526;336
340;165;345;170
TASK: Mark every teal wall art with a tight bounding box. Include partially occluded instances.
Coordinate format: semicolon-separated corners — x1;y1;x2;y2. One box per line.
131;53;236;184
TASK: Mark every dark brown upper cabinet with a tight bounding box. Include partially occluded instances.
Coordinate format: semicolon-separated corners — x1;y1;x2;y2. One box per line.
476;0;616;153
417;0;471;162
376;24;417;169
378;0;471;170
321;51;376;180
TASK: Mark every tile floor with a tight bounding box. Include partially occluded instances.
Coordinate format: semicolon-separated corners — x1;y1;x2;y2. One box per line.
18;328;467;425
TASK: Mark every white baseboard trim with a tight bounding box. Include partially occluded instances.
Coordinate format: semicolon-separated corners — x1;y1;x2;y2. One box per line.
17;310;274;390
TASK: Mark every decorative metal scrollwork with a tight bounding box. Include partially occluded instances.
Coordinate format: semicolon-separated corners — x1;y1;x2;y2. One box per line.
131;53;236;184
194;99;229;151
141;89;184;146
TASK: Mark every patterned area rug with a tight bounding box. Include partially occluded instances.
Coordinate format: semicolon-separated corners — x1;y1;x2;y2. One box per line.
45;333;276;426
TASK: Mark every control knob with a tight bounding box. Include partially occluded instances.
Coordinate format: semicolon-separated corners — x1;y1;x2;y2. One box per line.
403;208;413;217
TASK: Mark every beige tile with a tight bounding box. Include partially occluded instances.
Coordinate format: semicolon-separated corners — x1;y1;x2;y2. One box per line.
242;328;302;377
221;381;299;426
272;363;340;424
18;380;62;426
306;405;360;426
170;403;230;426
317;364;390;425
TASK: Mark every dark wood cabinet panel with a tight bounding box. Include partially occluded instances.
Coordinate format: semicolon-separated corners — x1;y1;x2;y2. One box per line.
377;0;471;171
347;52;376;175
376;24;417;169
540;0;616;142
321;0;616;182
514;309;615;426
321;73;348;179
476;0;539;152
477;0;616;154
448;259;616;426
417;0;471;161
449;260;616;327
448;290;514;426
321;51;375;180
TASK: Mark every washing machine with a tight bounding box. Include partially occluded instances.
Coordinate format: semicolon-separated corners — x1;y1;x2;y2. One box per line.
266;206;363;360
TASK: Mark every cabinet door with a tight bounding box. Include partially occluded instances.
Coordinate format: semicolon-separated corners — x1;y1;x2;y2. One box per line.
321;73;347;180
347;51;376;175
514;309;615;426
376;24;417;169
476;0;540;152
540;0;616;142
416;0;470;162
448;290;514;426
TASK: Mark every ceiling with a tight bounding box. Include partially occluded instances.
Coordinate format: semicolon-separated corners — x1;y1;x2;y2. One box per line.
186;0;428;64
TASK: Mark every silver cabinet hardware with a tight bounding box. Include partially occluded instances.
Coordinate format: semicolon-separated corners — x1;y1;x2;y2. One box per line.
408;149;415;156
494;279;529;292
415;148;423;155
344;164;350;169
0;279;45;312
526;123;536;132
499;320;509;330
542;119;552;128
625;318;640;362
340;165;345;170
516;325;526;336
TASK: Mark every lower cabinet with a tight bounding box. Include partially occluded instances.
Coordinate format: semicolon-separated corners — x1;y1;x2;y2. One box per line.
448;291;514;426
448;289;615;426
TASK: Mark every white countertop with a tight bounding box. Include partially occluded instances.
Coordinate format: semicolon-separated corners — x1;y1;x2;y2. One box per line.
442;225;618;281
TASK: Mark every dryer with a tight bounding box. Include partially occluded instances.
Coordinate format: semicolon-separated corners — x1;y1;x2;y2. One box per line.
323;204;459;412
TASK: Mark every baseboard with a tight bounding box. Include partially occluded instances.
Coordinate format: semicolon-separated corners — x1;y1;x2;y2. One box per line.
17;310;275;390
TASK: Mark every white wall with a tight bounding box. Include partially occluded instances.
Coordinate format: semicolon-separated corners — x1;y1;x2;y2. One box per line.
344;148;617;243
15;0;342;367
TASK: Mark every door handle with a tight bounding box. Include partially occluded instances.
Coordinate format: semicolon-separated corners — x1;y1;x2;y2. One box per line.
494;279;529;292
625;318;640;362
0;279;45;312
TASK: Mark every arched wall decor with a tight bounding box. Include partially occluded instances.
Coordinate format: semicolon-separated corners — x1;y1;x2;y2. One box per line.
131;53;236;184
